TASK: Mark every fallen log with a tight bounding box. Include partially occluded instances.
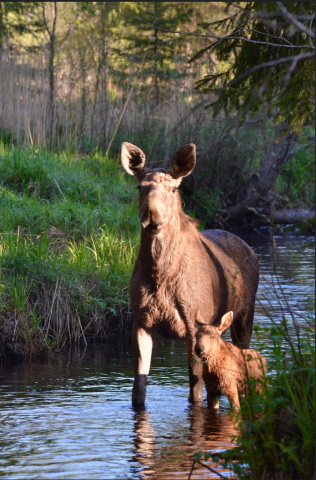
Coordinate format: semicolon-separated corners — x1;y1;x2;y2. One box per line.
271;208;315;225
214;207;315;231
234;207;315;229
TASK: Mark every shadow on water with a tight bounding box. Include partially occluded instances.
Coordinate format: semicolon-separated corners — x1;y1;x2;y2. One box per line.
0;232;314;479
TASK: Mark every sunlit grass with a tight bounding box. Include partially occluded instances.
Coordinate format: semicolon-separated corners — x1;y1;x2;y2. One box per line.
0;145;139;355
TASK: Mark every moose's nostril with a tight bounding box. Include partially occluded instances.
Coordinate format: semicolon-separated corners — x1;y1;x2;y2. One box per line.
195;346;201;356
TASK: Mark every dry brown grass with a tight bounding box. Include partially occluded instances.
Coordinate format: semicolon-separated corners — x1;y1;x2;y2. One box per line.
0;47;215;155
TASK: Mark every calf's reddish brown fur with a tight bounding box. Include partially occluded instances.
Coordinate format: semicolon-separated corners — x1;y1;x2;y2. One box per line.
195;311;266;409
121;142;259;406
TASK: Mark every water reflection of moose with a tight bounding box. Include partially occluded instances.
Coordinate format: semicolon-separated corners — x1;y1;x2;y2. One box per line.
121;142;259;406
132;403;238;478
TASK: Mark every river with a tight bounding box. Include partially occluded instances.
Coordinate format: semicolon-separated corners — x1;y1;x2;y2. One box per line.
0;231;314;479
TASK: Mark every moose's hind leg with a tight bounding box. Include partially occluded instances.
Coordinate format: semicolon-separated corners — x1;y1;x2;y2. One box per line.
230;307;254;349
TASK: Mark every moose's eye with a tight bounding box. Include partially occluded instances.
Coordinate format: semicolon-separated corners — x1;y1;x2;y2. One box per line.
172;187;178;193
136;185;141;190
212;337;215;340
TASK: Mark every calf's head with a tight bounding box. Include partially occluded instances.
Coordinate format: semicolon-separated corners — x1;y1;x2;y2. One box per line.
121;142;196;233
195;311;234;360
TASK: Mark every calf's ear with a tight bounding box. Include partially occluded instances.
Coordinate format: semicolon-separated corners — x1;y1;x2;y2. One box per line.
218;311;233;334
121;142;146;179
171;144;196;179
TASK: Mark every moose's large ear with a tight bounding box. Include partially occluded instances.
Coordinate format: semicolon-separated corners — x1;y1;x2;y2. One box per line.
171;144;196;179
121;142;146;178
218;311;233;334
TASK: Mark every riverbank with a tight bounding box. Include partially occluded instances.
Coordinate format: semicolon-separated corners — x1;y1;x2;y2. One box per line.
0;145;140;357
0;144;314;358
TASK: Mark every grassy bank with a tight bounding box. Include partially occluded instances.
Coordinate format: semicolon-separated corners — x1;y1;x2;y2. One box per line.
0;145;140;356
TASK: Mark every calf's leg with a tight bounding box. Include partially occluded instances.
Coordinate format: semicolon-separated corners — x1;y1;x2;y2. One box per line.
207;392;220;409
132;325;153;406
227;384;240;410
186;341;203;403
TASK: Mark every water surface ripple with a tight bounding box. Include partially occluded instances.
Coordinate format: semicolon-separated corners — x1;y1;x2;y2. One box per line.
0;233;314;479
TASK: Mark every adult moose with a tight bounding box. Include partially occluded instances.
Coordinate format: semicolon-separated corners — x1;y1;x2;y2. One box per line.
121;142;259;406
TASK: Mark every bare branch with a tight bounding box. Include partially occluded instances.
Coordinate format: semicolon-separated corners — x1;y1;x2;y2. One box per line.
52;2;57;36
42;2;51;36
197;460;227;479
138;17;314;50
283;51;314;85
277;2;315;39
205;52;315;93
241;11;315;20
227;24;296;47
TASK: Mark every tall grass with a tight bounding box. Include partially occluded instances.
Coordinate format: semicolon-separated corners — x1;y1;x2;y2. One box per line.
0;145;139;356
0;46;212;155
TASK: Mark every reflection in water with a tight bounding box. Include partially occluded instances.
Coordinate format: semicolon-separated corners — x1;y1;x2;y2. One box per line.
133;408;156;476
0;233;314;479
132;403;238;479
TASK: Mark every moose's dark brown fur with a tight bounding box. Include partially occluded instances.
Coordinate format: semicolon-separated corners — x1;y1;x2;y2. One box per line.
195;311;267;409
121;142;259;406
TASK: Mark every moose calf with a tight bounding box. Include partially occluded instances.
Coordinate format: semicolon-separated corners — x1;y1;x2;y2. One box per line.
195;311;266;409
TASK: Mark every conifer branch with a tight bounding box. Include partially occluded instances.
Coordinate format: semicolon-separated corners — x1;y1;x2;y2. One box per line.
276;2;315;39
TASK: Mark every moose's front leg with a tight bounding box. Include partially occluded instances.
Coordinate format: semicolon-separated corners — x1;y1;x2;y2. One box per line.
132;324;153;406
186;340;204;403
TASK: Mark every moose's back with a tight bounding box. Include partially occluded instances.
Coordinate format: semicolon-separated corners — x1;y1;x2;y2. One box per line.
199;229;259;327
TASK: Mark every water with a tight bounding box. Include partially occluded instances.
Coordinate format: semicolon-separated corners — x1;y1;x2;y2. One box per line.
0;232;314;479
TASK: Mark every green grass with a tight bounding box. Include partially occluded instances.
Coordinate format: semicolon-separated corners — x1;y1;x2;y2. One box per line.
0;145;140;355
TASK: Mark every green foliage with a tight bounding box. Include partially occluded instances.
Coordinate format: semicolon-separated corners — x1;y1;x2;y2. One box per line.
276;130;315;206
191;2;315;134
0;146;139;355
121;1;197;101
180;120;314;225
0;2;40;46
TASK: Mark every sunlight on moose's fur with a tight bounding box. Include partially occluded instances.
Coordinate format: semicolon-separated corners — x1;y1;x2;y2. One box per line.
121;141;259;407
195;311;267;409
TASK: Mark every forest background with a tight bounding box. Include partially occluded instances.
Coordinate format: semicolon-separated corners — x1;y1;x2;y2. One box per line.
0;4;314;478
0;1;314;227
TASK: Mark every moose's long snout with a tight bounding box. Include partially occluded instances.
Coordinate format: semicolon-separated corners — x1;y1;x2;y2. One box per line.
139;189;166;229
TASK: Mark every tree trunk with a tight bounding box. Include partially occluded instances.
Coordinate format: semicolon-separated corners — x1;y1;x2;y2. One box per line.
80;50;87;152
0;2;3;55
153;2;159;106
224;129;298;223
101;2;108;151
42;2;57;149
